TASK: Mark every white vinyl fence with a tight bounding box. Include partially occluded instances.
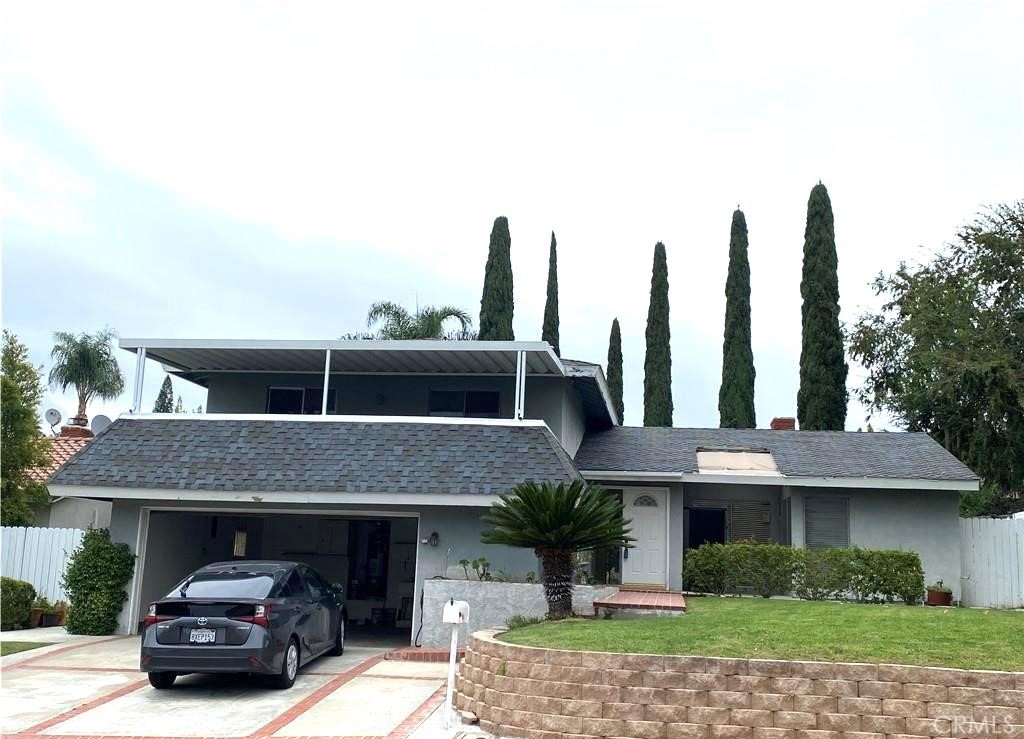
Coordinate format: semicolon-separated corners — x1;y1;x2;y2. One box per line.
1;527;85;602
959;517;1024;608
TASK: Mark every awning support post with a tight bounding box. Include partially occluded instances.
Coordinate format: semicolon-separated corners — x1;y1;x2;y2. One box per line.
321;349;332;415
131;347;147;414
514;350;526;420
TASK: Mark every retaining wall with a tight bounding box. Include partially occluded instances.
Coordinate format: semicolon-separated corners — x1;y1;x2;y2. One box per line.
455;630;1024;739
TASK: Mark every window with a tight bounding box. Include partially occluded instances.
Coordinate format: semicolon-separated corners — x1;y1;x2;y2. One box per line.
805;496;849;550
428;390;500;418
278;570;307;598
300;567;326;599
169;571;275;599
729;501;771;543
266;387;337;414
633;495;659;507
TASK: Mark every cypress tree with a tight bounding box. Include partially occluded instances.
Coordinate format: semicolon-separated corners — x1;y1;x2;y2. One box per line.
479;216;515;340
541;231;560;355
153;376;174;413
718;209;756;428
643;242;673;427
606;318;624;424
797;183;848;430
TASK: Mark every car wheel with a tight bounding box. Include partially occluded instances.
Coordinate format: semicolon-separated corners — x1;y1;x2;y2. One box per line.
148;672;176;689
273;637;299;689
328;617;345;656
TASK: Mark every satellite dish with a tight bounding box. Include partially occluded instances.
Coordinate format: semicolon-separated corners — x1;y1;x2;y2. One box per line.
45;408;62;428
90;415;112;434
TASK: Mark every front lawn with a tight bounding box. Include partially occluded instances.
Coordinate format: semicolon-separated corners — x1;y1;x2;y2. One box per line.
501;597;1024;670
0;641;52;656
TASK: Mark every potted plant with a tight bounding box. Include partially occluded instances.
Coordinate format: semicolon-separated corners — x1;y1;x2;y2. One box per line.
925;580;953;606
53;600;69;626
30;596;51;628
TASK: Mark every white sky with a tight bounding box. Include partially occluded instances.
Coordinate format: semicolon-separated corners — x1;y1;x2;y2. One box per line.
2;2;1022;429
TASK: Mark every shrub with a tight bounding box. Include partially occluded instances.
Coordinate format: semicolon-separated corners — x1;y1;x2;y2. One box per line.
1;577;36;630
793;547;924;604
731;542;799;597
62;529;135;635
506;614;547;630
793;548;852;600
683;543;733;595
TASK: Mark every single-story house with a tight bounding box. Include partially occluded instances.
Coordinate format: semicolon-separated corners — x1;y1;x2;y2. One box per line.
47;339;978;640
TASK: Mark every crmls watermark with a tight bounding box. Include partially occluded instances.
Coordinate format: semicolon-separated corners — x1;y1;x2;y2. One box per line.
935;715;1020;735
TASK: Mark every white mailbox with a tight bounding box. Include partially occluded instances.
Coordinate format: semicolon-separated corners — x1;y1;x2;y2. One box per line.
442;599;470;624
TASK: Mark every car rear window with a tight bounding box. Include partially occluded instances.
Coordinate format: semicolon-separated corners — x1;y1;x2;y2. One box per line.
168;571;275;599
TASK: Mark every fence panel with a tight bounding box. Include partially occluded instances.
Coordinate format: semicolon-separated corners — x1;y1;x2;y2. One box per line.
0;526;85;602
959;517;1024;608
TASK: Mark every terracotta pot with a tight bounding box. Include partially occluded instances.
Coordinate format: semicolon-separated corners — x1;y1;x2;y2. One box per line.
30;608;43;628
926;588;952;606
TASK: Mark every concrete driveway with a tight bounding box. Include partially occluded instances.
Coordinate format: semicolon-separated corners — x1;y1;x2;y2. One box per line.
1;634;456;739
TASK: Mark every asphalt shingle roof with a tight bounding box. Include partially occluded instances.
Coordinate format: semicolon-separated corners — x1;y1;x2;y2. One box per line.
49;418;579;494
574;426;977;481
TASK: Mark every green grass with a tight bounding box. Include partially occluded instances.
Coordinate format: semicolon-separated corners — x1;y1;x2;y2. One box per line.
501;598;1024;670
0;641;52;656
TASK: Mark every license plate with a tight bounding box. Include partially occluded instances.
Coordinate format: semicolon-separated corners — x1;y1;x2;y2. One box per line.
189;628;216;644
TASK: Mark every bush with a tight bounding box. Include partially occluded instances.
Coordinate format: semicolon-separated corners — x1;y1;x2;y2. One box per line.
793;548;852;600
731;542;799;598
1;577;36;630
683;543;734;595
62;529;135;635
506;614;547;630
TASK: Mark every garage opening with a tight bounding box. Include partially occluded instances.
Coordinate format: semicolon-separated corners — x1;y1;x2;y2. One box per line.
136;510;418;643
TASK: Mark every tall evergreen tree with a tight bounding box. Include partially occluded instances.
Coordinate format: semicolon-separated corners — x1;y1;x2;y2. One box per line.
153;376;174;412
606;318;624;424
479;216;515;340
798;183;848;430
718;209;756;428
541;231;560;355
643;242;673;427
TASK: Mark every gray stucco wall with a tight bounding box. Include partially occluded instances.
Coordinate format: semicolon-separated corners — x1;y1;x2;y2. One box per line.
420;579;618;647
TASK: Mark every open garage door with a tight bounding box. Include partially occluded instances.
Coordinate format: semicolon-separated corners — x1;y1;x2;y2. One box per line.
135;510;418;641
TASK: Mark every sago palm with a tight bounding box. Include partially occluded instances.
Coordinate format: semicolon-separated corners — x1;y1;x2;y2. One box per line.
366;301;473;340
481;480;633;619
49;329;126;422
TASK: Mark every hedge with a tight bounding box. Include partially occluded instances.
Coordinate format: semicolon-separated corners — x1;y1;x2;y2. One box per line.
1;577;36;630
684;542;926;603
62;528;136;635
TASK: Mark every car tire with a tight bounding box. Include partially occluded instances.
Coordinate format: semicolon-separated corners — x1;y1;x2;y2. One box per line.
328;617;345;656
273;637;300;689
148;672;176;689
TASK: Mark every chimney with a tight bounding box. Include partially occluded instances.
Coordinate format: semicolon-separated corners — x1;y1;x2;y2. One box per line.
770;417;796;431
59;425;95;439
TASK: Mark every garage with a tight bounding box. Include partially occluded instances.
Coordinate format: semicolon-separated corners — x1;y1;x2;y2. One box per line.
134;509;419;640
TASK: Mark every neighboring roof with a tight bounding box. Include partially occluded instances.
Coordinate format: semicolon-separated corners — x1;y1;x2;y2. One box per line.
28;436;93;483
49;416;579;495
575;426;978;485
561;358;617;428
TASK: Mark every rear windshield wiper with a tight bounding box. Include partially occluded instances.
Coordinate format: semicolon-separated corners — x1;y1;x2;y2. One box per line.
179;576;195;598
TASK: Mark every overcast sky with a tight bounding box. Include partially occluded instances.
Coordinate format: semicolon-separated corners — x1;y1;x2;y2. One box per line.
3;2;1022;430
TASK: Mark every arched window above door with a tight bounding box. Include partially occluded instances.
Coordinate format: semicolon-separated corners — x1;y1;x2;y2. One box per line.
633;494;659;507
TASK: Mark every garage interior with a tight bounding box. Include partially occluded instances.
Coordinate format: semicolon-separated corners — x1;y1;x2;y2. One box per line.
137;511;419;639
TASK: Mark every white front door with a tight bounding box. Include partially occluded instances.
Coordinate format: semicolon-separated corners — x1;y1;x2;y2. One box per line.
622;488;668;587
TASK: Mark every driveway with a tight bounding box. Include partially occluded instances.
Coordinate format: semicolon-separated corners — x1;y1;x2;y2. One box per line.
1;635;455;739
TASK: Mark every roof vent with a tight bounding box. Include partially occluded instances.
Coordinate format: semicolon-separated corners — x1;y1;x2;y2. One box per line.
770;417;796;431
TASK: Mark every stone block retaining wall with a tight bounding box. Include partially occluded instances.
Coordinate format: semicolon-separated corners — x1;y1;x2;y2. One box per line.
454;630;1024;739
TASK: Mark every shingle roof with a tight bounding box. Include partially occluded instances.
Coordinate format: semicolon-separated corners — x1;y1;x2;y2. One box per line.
49;418;579;494
28;436;93;483
574;426;977;481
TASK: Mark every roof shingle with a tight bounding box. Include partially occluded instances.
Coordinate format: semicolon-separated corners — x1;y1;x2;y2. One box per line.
28;436;93;483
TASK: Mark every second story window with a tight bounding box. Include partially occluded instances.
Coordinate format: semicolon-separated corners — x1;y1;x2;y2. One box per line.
428;390;500;418
266;386;337;414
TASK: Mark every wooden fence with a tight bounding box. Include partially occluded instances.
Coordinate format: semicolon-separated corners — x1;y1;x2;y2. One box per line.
959;516;1024;608
1;526;85;602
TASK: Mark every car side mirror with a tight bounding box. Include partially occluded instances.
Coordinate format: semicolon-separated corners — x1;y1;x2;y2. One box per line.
331;584;344;597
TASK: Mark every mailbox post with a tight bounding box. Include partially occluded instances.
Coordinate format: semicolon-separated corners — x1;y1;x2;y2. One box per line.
441;598;470;729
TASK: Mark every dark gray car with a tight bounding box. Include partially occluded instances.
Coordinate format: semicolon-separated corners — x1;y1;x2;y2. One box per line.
140;560;345;689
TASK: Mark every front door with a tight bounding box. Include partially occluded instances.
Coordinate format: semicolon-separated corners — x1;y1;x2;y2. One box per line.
622;488;668;588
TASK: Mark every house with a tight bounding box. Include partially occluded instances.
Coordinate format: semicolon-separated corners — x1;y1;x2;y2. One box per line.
29;425;112;529
47;338;978;639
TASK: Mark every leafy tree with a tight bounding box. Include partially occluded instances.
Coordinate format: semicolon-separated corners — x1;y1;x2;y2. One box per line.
798;183;848;430
153;376;174;412
607;318;624;424
718;209;756;428
49;329;125;422
2;330;45;410
481;480;633;618
542;231;560;355
849;202;1024;515
366;301;473;340
479;216;515;340
644;242;673;426
1;332;51;525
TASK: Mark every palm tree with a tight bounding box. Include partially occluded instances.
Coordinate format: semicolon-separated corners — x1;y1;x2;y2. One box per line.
49;329;126;423
366;301;473;340
481;480;634;619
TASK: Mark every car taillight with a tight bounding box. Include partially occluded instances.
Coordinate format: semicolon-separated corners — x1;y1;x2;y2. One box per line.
143;603;174;628
237;603;271;628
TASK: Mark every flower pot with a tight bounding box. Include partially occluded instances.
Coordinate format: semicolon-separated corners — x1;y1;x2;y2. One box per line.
926;589;952;606
30;608;43;628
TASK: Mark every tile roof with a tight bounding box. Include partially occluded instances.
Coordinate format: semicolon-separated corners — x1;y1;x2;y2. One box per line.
574;426;978;481
49;418;579;495
28;436;93;483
